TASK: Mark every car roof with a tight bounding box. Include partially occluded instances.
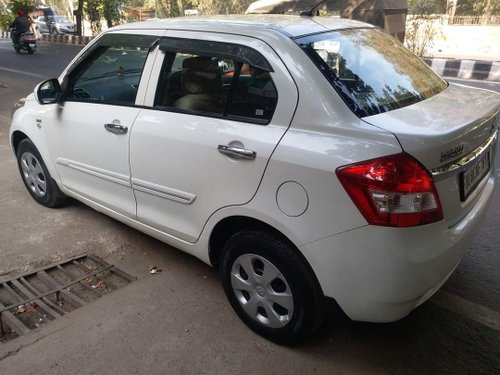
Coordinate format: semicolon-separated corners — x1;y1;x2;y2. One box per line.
111;15;372;39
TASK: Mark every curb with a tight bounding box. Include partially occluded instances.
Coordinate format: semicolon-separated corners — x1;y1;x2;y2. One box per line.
39;33;94;45
423;58;500;82
1;31;93;45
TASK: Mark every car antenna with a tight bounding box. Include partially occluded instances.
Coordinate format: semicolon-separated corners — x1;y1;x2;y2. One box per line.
300;0;329;17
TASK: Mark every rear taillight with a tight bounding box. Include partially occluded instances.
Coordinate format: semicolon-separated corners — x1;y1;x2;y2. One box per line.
336;153;443;227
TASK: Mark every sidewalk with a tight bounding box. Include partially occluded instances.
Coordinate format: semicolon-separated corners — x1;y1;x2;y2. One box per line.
422;24;500;82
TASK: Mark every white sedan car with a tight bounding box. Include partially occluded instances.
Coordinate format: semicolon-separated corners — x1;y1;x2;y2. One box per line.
9;15;499;343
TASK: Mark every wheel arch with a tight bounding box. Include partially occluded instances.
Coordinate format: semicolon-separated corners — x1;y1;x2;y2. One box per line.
208;215;324;295
11;130;29;154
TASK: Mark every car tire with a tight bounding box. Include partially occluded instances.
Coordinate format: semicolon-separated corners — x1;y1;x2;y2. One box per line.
220;229;324;344
16;139;67;208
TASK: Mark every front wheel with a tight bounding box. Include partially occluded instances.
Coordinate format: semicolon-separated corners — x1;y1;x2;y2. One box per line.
16;139;67;207
220;230;324;344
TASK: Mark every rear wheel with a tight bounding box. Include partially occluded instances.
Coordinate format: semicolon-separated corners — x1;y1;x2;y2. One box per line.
16;139;67;208
220;229;324;344
27;45;33;54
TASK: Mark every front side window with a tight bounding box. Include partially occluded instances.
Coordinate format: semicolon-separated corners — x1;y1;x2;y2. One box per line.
155;42;277;124
66;34;156;105
296;28;448;117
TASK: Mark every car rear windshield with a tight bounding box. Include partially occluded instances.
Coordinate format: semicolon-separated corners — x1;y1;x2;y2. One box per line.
295;28;448;117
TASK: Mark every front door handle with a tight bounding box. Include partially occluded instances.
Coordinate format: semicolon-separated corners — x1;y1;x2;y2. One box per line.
218;144;256;160
104;123;128;135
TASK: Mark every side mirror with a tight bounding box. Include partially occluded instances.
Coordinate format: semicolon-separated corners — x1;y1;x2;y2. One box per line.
35;78;61;105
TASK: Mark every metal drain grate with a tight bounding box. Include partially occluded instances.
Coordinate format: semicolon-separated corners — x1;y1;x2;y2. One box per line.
0;254;134;343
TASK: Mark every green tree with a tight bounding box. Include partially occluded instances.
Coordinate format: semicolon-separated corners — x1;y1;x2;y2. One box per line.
8;0;35;15
194;0;254;15
456;0;500;16
85;0;102;35
406;0;444;57
156;0;180;18
408;0;439;14
0;10;14;32
103;0;124;28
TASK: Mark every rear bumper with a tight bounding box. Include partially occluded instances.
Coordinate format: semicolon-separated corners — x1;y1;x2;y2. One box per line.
300;175;495;322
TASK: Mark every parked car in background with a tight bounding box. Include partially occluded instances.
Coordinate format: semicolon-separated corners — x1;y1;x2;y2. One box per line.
9;15;500;343
35;15;75;34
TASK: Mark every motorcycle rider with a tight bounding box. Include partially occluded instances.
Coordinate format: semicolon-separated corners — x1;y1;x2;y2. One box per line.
10;9;30;46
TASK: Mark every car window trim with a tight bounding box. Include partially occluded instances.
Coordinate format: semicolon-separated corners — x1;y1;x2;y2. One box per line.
63;36;158;106
223;62;243;117
153;51;176;109
62;33;159;103
153;49;276;125
153;104;270;126
159;37;273;72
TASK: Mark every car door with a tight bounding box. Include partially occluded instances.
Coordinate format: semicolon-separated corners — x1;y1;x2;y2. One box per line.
43;31;161;217
130;32;298;242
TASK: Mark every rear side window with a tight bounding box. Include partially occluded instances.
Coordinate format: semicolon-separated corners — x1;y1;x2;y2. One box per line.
66;34;156;105
228;64;277;120
296;28;448;117
155;40;277;124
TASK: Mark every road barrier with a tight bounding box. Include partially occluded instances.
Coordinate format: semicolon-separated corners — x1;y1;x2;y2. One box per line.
423;58;500;82
40;33;94;45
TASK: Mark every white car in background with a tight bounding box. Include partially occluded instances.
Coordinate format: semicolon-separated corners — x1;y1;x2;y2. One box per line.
9;15;499;343
35;15;75;34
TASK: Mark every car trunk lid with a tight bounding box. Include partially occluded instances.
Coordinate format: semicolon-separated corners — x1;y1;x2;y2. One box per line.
363;83;499;171
363;83;499;224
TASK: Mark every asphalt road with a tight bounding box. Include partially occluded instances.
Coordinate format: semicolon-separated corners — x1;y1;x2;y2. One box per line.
0;39;499;374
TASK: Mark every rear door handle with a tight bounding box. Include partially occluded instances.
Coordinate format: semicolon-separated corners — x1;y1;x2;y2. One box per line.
104;123;128;135
218;144;256;160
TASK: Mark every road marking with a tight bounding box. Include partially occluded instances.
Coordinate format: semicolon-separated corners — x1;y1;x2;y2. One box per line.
0;66;46;79
431;291;500;331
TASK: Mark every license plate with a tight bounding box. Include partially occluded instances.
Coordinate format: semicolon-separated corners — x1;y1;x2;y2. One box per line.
460;151;490;201
29;43;36;47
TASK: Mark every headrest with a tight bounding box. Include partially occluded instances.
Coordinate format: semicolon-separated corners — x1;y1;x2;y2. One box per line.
181;56;221;95
182;56;218;72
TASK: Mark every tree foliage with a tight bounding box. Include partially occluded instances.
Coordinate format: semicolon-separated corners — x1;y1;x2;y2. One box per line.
85;0;102;35
8;0;35;15
0;10;14;32
193;0;254;15
102;0;124;28
456;0;500;16
405;1;444;57
408;0;447;14
1;0;34;32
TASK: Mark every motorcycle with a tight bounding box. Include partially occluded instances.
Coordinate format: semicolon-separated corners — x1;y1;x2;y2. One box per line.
12;31;37;54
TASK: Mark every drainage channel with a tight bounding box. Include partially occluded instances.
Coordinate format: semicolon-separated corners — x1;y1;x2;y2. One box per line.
0;254;135;344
